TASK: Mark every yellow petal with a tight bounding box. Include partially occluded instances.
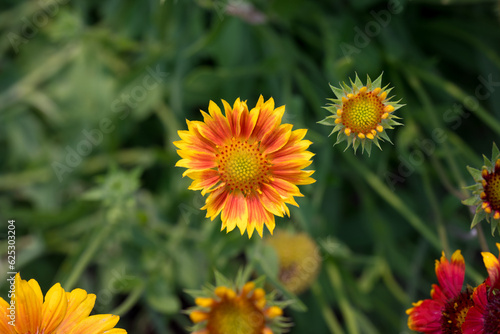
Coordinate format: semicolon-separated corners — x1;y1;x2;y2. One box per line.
242;282;255;296
15;273;43;334
53;289;96;334
103;329;127;334
189;311;208;323
384;105;395;113
195;297;214;308
0;298;17;334
68;314;120;334
265;306;283;319
41;283;67;333
482;250;500;285
482;251;499;270
215;287;229;299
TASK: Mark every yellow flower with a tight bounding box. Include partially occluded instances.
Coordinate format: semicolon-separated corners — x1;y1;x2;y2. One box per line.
463;143;500;235
174;96;315;238
0;273;126;334
187;276;289;334
265;231;321;294
319;73;403;155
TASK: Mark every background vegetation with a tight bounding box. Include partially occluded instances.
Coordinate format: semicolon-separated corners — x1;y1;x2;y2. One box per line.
1;0;500;332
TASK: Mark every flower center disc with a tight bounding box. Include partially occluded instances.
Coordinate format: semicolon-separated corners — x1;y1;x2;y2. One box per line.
207;297;265;334
485;172;500;210
217;140;269;195
342;92;384;134
441;291;474;333
484;292;500;333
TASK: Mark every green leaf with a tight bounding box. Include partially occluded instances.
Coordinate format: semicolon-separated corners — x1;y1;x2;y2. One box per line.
318;116;337;126
379;130;392;144
335;131;347;144
364;140;372;156
353;137;360;153
323;105;337;114
491;219;499;236
471;207;487;229
493;142;500;160
463;184;482;192
373;137;383;150
467;166;483;182
329;84;345;99
372;72;384;88
461;196;480;206
214;270;233;288
484;154;493;169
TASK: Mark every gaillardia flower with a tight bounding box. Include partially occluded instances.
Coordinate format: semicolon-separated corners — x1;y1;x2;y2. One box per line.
174;96;315;237
463;243;500;333
463;143;500;235
406;250;474;333
0;273;126;334
319;73;403;155
187;275;290;334
265;230;321;294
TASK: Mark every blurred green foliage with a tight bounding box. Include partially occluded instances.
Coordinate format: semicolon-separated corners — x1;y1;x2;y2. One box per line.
1;0;500;332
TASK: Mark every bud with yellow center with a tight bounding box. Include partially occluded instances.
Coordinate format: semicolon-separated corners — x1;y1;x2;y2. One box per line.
319;73;404;155
186;273;291;334
463;143;500;235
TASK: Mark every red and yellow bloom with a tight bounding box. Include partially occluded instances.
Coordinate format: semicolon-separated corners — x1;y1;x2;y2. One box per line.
463;243;500;333
174;96;315;237
0;273;126;334
406;250;474;333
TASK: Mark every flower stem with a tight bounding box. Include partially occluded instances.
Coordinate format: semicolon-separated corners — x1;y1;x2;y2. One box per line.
326;261;359;334
311;281;345;334
63;216;114;291
421;167;451;257
404;69;468;193
111;283;145;316
475;223;490;253
410;65;500;136
343;153;441;251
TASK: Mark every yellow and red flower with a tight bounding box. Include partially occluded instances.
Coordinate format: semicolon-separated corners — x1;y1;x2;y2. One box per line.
463;243;500;333
319;73;403;155
0;273;126;334
463;143;500;235
174;96;315;237
187;277;290;334
406;250;474;333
